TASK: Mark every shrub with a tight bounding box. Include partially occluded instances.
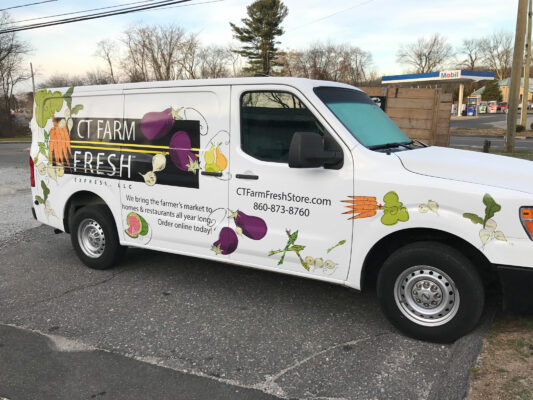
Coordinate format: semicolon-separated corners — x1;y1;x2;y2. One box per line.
516;124;525;133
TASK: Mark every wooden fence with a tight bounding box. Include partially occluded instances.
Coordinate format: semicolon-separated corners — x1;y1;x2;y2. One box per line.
359;87;452;146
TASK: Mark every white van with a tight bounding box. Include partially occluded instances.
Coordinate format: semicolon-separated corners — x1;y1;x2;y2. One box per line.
30;77;533;342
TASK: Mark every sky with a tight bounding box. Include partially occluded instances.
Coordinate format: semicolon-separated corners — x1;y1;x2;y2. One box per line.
4;0;520;92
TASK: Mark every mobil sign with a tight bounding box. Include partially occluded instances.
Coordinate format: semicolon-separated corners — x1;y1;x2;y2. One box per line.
440;70;461;80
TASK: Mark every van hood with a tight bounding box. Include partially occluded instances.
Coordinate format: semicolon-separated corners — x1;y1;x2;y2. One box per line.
395;146;533;194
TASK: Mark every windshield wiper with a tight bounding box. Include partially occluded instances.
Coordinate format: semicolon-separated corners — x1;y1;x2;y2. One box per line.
368;141;413;151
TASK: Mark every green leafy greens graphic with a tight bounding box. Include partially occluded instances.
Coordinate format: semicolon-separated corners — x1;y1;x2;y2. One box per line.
381;191;409;226
34;181;50;204
463;194;501;228
35;89;63;128
269;229;310;270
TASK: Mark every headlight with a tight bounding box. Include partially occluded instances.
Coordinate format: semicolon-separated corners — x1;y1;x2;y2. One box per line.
520;207;533;240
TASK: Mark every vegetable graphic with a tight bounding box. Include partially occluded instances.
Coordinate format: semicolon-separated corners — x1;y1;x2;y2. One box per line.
35;89;63;128
203;144;228;173
463;194;507;248
381;191;409;226
342;191;409;226
140;108;174;140
139;171;157;186
169;131;200;173
34;180;50;206
211;227;238;255
215;147;228;170
343;196;377;219
152;153;166;172
419;200;439;215
230;210;267;240
269;229;309;270
327;239;346;253
49;118;72;166
125;212;149;238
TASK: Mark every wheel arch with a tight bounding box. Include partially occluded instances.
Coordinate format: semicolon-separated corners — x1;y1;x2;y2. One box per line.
360;227;495;291
62;190;116;234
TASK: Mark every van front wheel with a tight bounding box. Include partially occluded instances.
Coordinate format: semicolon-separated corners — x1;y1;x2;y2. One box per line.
377;242;484;343
70;205;125;269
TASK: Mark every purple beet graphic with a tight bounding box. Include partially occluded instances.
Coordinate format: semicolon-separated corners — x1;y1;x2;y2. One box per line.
140;108;174;140
169;130;198;172
212;227;238;255
234;210;267;240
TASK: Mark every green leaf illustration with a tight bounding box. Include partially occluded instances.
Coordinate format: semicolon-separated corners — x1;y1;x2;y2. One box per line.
34;195;44;204
482;194;501;227
63;87;74;110
38;142;47;158
70;104;84;115
41;180;50;201
463;213;484;225
288;245;305;252
327;240;346;253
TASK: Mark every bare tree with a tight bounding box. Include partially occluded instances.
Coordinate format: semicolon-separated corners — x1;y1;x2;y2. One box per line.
278;42;374;86
0;12;31;136
396;33;454;73
458;39;483;70
96;39;118;83
479;31;513;80
86;69;116;85
198;46;232;78
39;73;86;89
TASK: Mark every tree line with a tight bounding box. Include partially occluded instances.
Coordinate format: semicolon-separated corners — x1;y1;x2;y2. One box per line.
0;0;520;136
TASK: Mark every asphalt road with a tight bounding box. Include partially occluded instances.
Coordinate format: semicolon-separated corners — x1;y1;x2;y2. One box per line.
0;142;493;400
450;112;533;129
450;135;533;150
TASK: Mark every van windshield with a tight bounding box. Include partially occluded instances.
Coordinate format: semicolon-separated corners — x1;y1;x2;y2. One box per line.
314;87;411;149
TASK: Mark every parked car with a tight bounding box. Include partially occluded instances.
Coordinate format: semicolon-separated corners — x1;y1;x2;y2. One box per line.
30;77;533;343
498;102;508;112
517;101;532;110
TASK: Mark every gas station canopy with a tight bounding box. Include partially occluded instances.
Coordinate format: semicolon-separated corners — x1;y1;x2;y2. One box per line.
381;70;495;85
381;70;495;117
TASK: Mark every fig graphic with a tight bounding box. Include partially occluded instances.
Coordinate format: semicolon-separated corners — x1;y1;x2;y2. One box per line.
232;210;267;240
140;108;174;140
211;227;238;255
169;131;199;172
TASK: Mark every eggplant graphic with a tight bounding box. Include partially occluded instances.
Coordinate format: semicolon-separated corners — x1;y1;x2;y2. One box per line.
169;131;199;173
140;108;174;140
211;227;238;255
232;210;267;240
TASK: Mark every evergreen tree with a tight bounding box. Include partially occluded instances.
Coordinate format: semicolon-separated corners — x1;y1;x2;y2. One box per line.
230;0;288;75
481;80;503;102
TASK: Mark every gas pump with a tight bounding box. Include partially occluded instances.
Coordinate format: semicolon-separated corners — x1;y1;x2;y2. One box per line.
467;96;480;116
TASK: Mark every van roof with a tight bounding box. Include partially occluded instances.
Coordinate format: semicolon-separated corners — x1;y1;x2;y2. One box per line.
45;77;360;93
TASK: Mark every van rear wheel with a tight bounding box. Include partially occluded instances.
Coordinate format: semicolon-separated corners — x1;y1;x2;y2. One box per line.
70;205;125;270
377;242;484;343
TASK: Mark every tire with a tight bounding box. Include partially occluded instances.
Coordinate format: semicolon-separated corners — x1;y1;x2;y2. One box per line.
70;205;125;270
377;241;484;343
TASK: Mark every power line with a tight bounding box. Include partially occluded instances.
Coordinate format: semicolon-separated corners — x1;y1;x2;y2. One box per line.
289;0;375;32
0;0;194;34
8;0;160;26
0;0;57;12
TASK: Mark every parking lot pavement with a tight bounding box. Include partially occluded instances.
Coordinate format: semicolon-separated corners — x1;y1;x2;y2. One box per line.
0;143;491;399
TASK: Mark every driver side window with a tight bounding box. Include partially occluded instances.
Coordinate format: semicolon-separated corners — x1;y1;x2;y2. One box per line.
240;91;326;163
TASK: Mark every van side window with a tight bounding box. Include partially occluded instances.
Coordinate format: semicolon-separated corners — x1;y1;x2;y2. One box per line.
240;91;327;163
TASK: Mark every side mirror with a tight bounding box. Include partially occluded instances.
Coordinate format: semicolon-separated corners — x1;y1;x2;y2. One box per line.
288;132;342;168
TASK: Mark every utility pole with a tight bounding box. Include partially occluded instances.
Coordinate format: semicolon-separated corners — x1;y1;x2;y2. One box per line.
507;0;528;153
521;0;532;127
30;62;35;98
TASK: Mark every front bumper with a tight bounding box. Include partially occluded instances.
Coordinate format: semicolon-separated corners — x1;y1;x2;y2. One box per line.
497;265;533;314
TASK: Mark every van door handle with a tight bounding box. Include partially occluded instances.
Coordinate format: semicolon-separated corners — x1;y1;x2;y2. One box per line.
236;174;259;180
201;171;223;177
